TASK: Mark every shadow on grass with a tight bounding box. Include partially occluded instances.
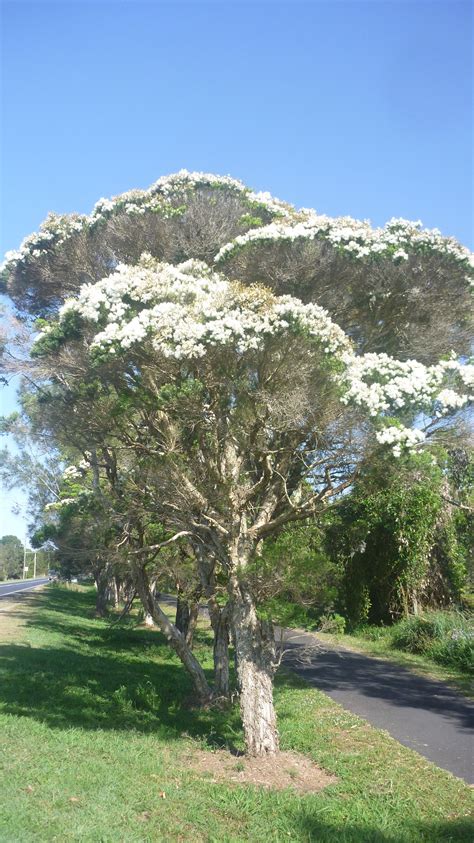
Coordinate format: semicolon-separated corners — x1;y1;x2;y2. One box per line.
0;586;238;747
289;816;473;843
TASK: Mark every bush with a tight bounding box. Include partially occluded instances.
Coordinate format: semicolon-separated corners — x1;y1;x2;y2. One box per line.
318;613;346;635
390;611;474;674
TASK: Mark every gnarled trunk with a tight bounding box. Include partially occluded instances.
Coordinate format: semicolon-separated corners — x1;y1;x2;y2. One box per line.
229;572;279;756
134;565;212;704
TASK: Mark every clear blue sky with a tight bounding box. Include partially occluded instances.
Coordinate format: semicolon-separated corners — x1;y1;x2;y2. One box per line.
1;0;472;539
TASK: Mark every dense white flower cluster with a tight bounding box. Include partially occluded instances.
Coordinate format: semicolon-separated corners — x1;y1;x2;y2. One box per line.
62;458;90;480
62;465;82;480
1;212;87;270
375;426;426;457
38;257;472;458
56;256;350;359
149;170;292;217
341;353;472;416
3;173;472;280
44;497;77;511
1;171;293;273
215;213;474;272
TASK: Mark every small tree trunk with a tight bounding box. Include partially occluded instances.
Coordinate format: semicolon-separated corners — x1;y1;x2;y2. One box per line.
175;590;190;636
108;575;120;608
134;565;212;704
185;601;200;648
229;574;279;756
194;547;231;699
208;597;230;698
114;575;123;604
94;565;109;617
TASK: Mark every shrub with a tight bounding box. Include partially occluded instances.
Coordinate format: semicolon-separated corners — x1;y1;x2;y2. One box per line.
318;613;346;635
390;611;474;674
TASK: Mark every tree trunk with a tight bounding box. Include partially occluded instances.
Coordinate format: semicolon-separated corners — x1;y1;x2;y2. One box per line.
194;547;231;699
229;573;279;756
175;590;190;636
134;565;212;704
107;575;120;608
94;566;109;617
208;597;230;698
185;601;199;648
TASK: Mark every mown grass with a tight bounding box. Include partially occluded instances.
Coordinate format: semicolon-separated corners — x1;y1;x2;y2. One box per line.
0;585;472;842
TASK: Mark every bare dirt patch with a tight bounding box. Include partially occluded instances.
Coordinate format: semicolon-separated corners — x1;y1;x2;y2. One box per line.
186;748;337;794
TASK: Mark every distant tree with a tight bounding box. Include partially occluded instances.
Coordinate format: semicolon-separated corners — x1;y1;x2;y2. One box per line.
0;534;23;580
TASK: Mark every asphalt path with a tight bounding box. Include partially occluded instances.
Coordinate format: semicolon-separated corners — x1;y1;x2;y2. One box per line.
280;627;474;784
0;577;50;600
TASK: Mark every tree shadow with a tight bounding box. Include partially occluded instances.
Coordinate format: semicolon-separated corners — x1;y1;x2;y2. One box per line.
289;814;473;842
281;640;474;732
0;587;239;748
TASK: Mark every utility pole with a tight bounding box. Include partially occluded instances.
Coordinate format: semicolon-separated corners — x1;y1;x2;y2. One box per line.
23;536;27;579
33;551;37;578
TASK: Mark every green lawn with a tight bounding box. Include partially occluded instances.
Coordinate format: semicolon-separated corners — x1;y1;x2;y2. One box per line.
0;585;472;842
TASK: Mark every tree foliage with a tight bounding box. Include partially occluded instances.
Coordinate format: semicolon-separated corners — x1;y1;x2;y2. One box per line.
327;451;472;626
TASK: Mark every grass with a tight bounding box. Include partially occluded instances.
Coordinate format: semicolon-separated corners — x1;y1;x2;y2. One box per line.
0;585;472;842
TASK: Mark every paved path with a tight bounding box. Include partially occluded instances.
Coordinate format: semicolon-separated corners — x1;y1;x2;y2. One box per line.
280;627;474;783
0;577;49;600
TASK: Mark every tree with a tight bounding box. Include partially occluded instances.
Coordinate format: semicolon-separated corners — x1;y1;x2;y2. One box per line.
0;535;23;580
2;172;472;755
326;450;472;626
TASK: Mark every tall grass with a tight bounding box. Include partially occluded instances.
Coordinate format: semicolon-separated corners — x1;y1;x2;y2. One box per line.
390;611;474;674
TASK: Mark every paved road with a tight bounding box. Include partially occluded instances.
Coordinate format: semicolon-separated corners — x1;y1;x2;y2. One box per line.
0;577;49;600
281;627;474;784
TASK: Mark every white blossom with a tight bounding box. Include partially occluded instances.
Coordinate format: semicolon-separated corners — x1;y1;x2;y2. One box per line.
375;426;425;456
34;253;473;460
215;212;474;271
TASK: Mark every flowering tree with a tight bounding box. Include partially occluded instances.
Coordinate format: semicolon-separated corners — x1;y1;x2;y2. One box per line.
2;172;472;756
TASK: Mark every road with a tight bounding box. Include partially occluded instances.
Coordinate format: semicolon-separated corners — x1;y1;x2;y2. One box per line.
281;627;474;784
0;577;50;600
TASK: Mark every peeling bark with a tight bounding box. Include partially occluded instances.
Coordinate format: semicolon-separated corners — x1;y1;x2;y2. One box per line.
228;568;279;756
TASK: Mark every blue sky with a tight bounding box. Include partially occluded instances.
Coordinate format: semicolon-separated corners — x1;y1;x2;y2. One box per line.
1;0;472;540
